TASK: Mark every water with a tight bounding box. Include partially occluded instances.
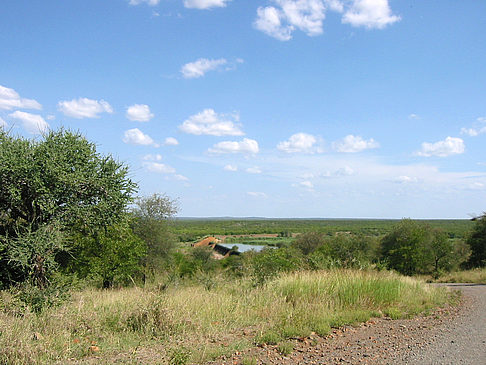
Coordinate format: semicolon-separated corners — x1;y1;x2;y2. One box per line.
218;243;274;253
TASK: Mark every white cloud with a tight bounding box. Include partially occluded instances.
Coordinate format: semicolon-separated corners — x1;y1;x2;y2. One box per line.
334;165;354;176
393;175;419;184
0;85;42;111
333;135;379;153
143;153;163;161
174;174;189;181
181;58;228;79
254;0;398;40
179;109;244;136
0;117;7;128
254;0;326;41
184;0;231;10
408;113;419;120
129;0;160;6
46;114;56;120
300;180;314;189
208;138;259;154
224;164;238;171
246;166;262;174
126;104;154;122
460;117;486;137
8;111;50;134
247;191;268;198
164;137;179;146
143;162;176;174
58;98;113;119
342;0;400;29
254;6;293;41
277;132;318;153
123;128;158;146
417;137;465;157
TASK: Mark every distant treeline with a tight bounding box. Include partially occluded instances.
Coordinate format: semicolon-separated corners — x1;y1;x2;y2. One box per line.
173;218;474;242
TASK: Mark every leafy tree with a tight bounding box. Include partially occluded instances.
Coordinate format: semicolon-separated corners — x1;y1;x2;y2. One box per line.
380;219;430;276
465;213;486;267
131;194;178;281
426;229;455;278
70;223;146;288
292;231;325;255
0;129;137;288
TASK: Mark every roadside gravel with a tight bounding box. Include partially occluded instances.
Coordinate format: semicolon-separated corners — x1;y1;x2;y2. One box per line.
211;283;486;364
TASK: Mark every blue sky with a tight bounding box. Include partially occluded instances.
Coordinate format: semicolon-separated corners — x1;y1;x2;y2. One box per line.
1;0;485;218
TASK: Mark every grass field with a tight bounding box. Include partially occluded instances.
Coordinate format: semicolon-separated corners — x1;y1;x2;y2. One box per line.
0;270;453;364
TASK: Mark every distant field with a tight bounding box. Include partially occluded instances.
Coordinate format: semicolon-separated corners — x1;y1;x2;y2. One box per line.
173;218;474;242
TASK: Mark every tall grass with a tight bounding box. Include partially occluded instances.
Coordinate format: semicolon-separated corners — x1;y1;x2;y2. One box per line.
0;269;452;364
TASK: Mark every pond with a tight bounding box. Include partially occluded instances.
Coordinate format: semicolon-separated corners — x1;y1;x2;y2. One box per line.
218;243;275;253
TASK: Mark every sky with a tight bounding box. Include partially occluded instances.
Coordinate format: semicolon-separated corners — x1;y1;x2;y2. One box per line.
1;0;485;219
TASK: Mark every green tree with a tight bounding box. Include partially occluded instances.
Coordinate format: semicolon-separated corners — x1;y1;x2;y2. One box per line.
70;223;146;288
465;213;486;267
0;129;137;288
380;219;430;276
131;194;178;281
292;231;325;255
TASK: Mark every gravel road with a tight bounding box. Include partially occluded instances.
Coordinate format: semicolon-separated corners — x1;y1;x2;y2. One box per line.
212;283;486;365
401;283;486;364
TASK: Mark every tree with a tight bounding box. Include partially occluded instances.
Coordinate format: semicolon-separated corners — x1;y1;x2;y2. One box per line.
292;231;326;255
131;194;178;281
465;213;486;267
425;228;455;278
380;219;430;276
0;129;137;288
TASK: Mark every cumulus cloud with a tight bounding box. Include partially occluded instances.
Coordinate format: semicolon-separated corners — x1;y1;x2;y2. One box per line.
224;164;238;171
254;0;399;40
208;138;259;155
123;128;158;146
184;0;231;10
8;111;49;134
254;0;326;41
460;117;486;137
408;113;419;120
126;104;154;122
277;132;318;153
246;166;262;174
247;191;268;198
143;162;176;174
333;135;379;153
164;137;179;146
181;58;228;79
0;117;7;129
393;175;419;184
0;85;42;111
417;137;465;157
129;0;160;6
58;98;113;119
143;153;163;161
179;109;244;136
342;0;400;29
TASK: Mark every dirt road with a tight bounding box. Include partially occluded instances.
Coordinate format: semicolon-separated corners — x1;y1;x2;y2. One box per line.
401;283;486;364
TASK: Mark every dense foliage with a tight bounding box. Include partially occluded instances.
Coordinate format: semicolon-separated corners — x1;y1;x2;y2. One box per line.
0;130;137;288
466;213;486;267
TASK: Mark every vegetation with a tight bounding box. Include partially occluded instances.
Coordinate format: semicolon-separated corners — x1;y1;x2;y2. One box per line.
465;213;486;268
0;270;452;364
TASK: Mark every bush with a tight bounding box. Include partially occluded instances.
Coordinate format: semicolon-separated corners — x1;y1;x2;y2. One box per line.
292;232;325;255
249;247;304;286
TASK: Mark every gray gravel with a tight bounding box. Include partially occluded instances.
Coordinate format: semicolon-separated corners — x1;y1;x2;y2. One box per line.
401;283;486;365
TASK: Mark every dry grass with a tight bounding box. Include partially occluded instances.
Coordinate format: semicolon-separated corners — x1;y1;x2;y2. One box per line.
0;269;452;364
